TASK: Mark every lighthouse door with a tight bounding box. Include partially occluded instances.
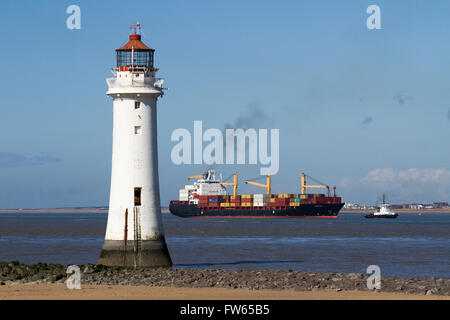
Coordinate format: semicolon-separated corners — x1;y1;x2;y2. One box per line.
134;187;142;206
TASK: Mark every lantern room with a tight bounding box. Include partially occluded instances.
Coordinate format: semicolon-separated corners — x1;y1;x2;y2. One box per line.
116;28;155;72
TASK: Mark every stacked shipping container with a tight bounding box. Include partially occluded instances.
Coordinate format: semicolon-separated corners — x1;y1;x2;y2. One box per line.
191;193;341;209
241;194;253;207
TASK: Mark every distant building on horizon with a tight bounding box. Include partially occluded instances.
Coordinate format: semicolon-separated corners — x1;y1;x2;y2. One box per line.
343;201;449;210
433;202;449;208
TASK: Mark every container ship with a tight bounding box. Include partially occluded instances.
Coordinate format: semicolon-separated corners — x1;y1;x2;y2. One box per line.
169;170;344;218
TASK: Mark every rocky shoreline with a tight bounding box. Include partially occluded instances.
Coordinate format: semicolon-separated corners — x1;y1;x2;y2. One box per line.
0;261;448;296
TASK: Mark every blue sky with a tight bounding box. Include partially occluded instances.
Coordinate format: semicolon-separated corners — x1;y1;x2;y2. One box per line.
0;0;449;208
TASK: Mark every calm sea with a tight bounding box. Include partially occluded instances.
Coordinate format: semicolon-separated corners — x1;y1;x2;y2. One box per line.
0;213;449;278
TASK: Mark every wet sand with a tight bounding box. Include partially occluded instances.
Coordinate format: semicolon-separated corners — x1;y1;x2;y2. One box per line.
0;283;448;300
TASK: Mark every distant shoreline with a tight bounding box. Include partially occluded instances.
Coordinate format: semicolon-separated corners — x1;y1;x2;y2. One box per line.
341;208;450;214
0;207;171;214
0;207;448;214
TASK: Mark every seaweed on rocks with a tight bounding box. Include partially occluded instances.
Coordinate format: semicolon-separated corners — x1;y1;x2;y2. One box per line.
0;261;448;296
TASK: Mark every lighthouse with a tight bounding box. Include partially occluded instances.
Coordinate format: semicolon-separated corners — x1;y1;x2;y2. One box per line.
98;25;172;267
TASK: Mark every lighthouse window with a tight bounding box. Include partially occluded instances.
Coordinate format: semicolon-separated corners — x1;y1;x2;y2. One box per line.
117;50;154;69
135;101;141;109
134;126;142;135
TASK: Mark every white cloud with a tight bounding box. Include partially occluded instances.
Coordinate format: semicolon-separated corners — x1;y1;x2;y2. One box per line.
361;168;395;184
339;178;352;188
0;152;61;168
342;168;450;203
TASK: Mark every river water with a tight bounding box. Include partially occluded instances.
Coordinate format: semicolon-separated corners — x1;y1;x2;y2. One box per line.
0;213;448;278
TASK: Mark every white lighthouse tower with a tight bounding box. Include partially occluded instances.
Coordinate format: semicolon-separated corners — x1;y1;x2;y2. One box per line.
99;25;172;267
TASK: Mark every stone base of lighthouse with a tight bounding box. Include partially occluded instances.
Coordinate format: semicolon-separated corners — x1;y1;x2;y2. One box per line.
98;238;172;268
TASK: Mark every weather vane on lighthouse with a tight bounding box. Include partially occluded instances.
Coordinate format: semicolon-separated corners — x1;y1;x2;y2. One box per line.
98;24;172;267
130;22;141;35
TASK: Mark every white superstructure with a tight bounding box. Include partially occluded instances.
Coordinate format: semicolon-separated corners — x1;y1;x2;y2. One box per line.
373;204;397;216
99;26;172;267
179;169;227;204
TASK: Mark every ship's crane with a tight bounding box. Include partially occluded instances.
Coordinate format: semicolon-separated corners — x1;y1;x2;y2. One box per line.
245;175;271;195
301;173;331;196
187;168;218;181
220;171;238;197
187;174;205;181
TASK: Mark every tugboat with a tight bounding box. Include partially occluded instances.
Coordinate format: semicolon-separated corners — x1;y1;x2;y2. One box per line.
365;194;398;219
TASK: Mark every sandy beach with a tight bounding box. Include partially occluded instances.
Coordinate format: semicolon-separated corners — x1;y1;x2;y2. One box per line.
1;283;448;300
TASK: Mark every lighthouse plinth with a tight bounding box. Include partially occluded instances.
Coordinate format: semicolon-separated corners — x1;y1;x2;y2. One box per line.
98;26;172;268
99;239;171;267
